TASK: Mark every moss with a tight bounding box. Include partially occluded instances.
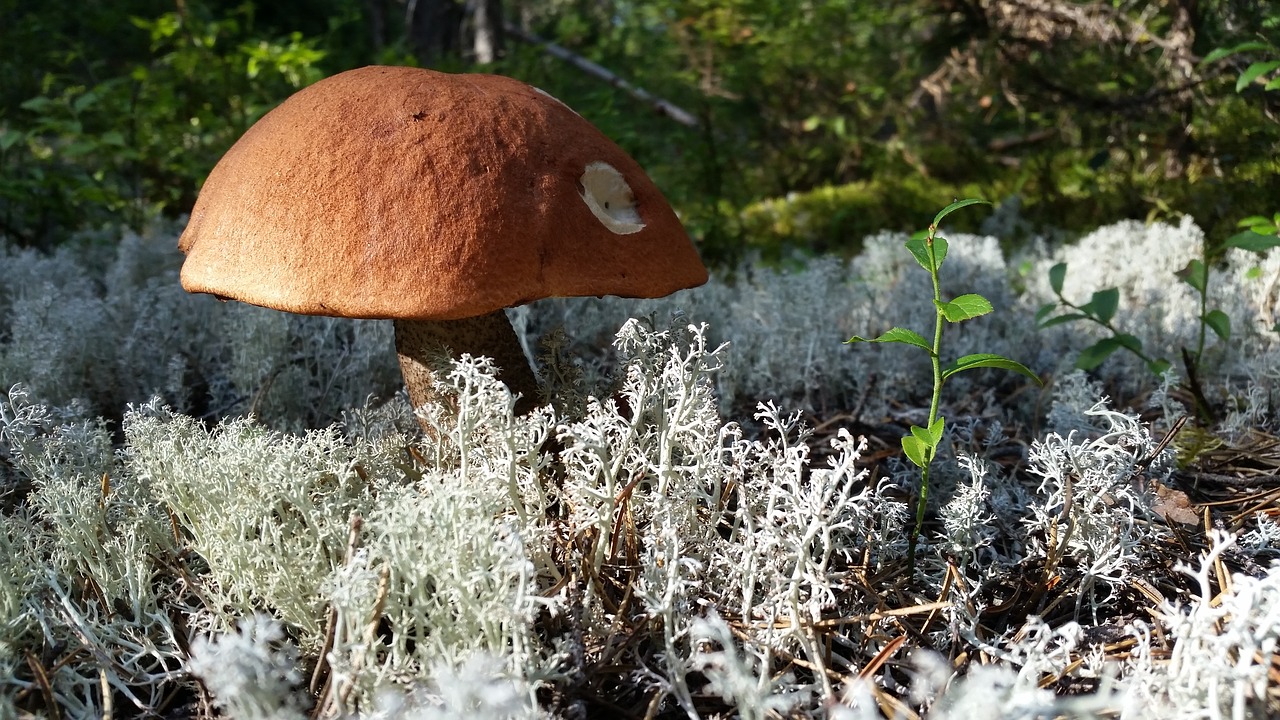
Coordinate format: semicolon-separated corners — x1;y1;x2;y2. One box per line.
733;141;1280;261
738;176;993;260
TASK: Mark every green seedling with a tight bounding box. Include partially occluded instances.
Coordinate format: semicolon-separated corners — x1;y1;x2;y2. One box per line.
1038;215;1280;421
847;199;1042;566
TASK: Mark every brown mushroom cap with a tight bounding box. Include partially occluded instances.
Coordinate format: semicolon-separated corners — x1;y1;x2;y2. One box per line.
178;65;707;320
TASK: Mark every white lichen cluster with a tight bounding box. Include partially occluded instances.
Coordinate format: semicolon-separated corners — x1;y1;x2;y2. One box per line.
0;217;1277;718
0;225;401;431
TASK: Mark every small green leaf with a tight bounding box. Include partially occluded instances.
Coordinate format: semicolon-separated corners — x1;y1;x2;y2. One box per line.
19;96;54;113
846;327;933;353
1034;302;1059;324
931;198;991;227
1083;288;1121;323
0;129;22;151
1267;76;1280;91
1075;337;1126;370
901;434;928;468
1225;231;1280;253
1039;312;1090;328
933;236;949;269
72;91;98;113
905;235;948;272
936;293;994;322
1205;309;1231;341
1237;215;1272;228
1114;334;1144;354
942;353;1043;384
1201;41;1270;65
910;424;935;446
1201;48;1234;65
1049;262;1067;295
905;236;929;271
1177;259;1208;292
927;416;945;444
1246;266;1264;280
1237;60;1280;92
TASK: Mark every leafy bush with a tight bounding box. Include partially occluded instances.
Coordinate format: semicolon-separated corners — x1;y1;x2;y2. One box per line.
0;3;325;247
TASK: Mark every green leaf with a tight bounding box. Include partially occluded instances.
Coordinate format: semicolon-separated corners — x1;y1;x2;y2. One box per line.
1266;76;1280;91
1237;60;1280;92
927;416;945;444
1082;288;1121;323
1034;302;1059;324
905;235;948;272
1177;259;1208;292
1114;334;1145;354
1049;262;1067;295
931;198;991;227
910;424;934;446
1205;309;1231;341
72;91;98;113
1224;231;1280;253
1200;48;1233;65
19;96;54;113
1039;312;1089;328
901;434;928;468
1237;215;1272;228
846;327;934;354
0;129;22;151
942;353;1043;384
1148;358;1172;375
936;293;994;322
1201;41;1270;66
1075;337;1127;370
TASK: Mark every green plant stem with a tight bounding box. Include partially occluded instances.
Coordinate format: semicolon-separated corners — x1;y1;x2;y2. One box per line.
1195;243;1210;362
909;229;947;567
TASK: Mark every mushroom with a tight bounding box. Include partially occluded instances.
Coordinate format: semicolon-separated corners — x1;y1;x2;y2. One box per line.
178;66;707;423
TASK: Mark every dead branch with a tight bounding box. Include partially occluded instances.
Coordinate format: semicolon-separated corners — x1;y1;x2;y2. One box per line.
503;22;700;128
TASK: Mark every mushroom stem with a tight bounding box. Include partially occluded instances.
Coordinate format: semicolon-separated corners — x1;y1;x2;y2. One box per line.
394;312;541;426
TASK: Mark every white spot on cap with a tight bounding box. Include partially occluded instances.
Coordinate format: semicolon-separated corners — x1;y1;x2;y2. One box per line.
580;162;644;235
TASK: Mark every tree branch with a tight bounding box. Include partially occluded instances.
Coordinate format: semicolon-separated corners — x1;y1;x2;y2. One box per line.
503;22;699;128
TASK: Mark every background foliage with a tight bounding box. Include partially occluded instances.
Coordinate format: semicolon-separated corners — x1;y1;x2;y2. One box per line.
2;0;1278;259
